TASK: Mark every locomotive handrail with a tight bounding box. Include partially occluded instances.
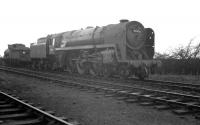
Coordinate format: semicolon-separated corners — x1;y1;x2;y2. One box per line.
92;26;99;49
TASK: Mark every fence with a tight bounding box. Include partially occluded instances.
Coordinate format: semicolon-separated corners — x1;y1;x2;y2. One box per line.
155;59;200;75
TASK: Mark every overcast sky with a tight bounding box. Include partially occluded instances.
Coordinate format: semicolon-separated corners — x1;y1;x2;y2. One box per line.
0;0;200;56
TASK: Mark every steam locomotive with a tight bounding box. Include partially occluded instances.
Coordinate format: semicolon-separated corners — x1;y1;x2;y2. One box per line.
4;20;159;79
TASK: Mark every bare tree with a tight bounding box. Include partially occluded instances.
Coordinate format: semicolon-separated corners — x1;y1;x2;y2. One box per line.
154;52;170;59
154;40;200;75
192;43;200;58
168;41;195;59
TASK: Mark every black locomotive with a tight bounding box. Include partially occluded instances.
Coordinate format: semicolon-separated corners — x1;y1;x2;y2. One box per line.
4;20;159;79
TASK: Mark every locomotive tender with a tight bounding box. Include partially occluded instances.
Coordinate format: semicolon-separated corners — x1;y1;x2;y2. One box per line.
30;19;158;79
6;20;159;79
4;44;30;66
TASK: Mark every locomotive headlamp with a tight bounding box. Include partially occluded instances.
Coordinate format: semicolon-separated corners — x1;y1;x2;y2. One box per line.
22;51;26;54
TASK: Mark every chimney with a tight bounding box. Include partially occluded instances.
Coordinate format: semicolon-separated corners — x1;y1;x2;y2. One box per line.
120;19;129;23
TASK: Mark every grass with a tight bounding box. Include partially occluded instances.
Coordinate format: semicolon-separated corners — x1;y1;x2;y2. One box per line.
149;74;200;84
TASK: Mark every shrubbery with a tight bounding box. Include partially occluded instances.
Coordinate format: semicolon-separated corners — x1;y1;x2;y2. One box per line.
155;41;200;75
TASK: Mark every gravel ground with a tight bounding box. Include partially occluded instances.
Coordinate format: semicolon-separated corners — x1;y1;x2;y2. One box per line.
0;71;199;125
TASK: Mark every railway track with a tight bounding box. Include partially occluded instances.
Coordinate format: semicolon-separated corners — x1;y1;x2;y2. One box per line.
1;66;200;119
2;66;200;95
0;91;74;125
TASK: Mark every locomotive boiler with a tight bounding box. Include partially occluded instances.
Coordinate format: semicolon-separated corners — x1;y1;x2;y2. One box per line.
30;20;159;79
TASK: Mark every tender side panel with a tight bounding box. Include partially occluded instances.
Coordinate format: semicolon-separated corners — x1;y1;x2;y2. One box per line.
9;50;20;59
30;43;47;59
